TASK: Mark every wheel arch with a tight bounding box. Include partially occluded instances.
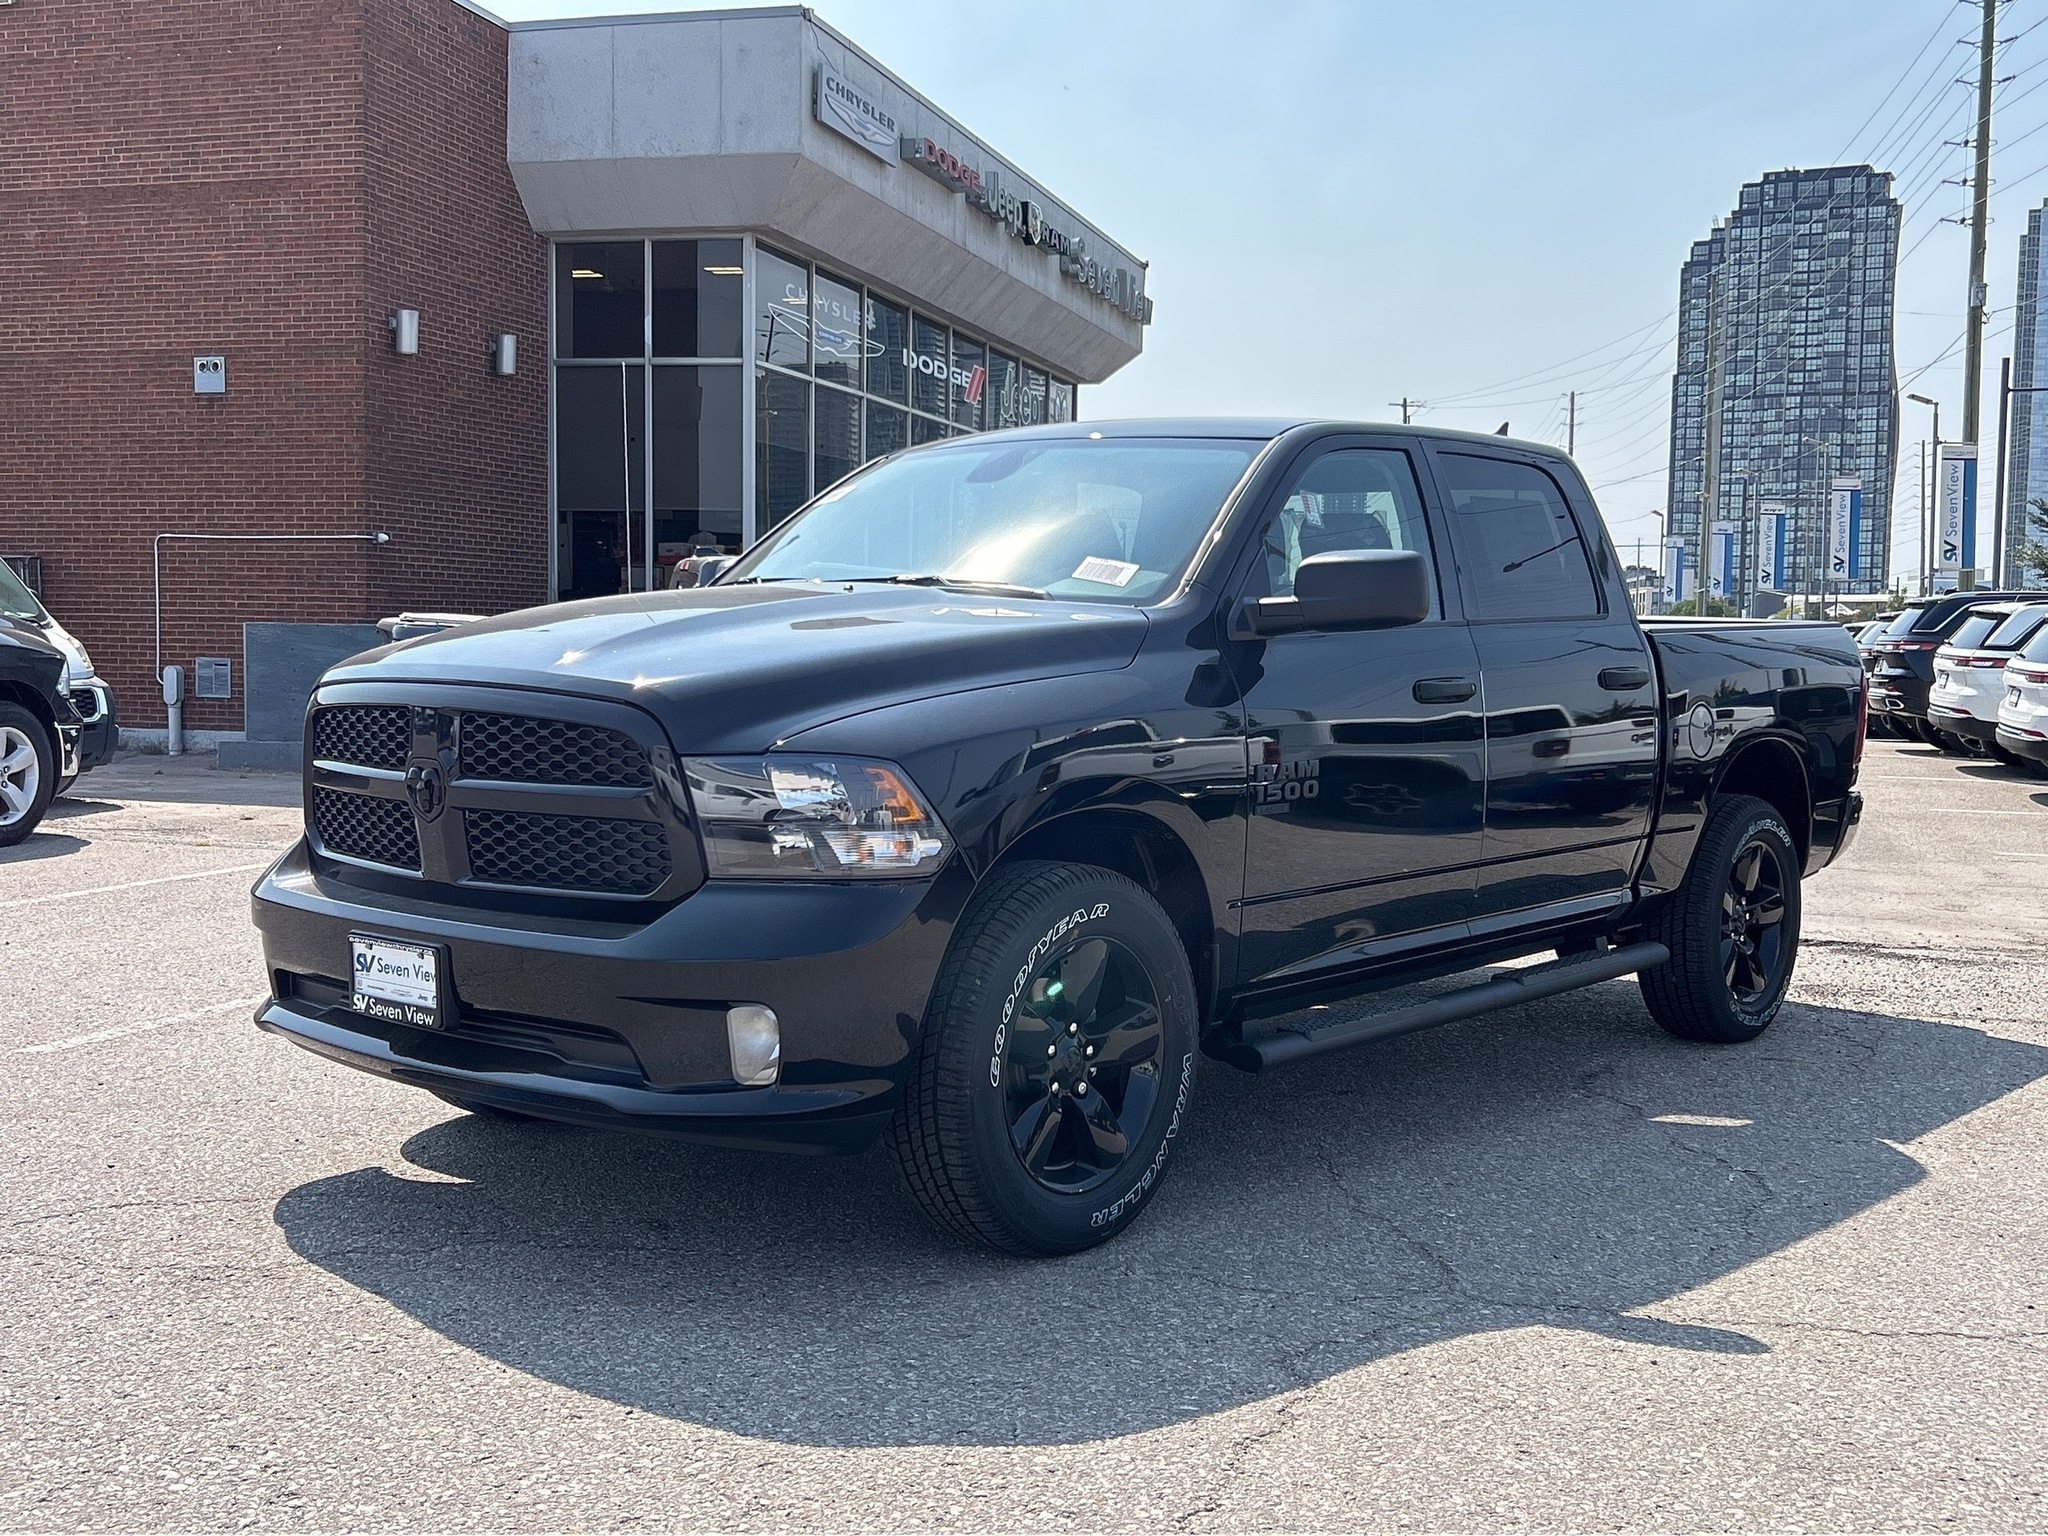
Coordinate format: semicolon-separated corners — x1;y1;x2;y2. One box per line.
0;682;59;741
992;806;1223;1024
1711;733;1811;862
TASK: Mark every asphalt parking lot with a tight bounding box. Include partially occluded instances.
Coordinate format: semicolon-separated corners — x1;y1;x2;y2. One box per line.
2;740;2046;1532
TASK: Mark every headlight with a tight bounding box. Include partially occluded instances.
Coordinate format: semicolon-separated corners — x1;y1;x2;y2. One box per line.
683;755;952;878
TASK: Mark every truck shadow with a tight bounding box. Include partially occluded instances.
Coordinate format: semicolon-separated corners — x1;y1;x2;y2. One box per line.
273;990;2046;1447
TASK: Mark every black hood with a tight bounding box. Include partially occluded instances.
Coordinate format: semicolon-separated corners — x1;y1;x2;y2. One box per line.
324;584;1150;753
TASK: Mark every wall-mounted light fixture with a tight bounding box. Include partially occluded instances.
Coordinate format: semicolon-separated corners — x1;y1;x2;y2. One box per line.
490;333;518;376
389;308;421;355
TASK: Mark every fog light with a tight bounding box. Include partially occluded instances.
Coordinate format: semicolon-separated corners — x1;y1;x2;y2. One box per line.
726;1004;781;1086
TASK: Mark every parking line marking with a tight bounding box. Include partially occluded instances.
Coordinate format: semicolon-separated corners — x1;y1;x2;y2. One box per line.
8;996;269;1055
0;862;271;911
1914;808;2046;815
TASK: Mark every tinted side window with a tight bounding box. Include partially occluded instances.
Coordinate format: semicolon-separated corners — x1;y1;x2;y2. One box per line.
1436;453;1600;620
1987;603;2048;648
1255;447;1440;619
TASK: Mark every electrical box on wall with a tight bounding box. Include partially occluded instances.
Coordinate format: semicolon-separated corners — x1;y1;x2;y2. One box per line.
194;657;233;699
490;333;518;376
193;355;226;394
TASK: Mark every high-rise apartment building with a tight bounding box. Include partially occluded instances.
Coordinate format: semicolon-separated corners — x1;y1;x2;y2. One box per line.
1667;166;1901;601
2004;201;2048;588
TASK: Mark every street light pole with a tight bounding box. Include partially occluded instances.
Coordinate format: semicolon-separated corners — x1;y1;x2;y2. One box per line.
1993;370;2048;591
1907;393;1940;595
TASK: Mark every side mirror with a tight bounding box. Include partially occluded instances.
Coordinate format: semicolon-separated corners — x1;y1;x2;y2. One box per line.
693;556;738;586
1235;549;1431;637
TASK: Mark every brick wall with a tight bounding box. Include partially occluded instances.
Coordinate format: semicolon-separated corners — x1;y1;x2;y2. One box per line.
0;0;548;732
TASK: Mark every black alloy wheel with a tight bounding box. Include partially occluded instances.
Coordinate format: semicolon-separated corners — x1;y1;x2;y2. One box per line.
1720;837;1790;1007
998;934;1165;1195
1641;793;1803;1044
890;860;1199;1255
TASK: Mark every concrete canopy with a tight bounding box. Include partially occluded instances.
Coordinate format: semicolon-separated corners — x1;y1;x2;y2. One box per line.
505;7;1147;383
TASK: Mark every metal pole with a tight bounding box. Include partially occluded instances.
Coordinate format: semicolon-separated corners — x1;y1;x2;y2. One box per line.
1567;391;1576;457
1963;0;1996;455
1994;355;2012;589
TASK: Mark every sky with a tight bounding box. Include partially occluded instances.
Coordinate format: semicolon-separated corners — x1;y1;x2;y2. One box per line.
483;0;2048;579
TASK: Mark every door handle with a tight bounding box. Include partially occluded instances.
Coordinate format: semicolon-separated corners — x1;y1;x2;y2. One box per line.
1413;676;1477;703
1597;666;1651;691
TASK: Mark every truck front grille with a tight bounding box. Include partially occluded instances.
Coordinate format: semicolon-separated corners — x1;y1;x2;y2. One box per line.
313;705;412;770
464;809;671;895
304;688;697;905
313;786;422;872
457;712;651;787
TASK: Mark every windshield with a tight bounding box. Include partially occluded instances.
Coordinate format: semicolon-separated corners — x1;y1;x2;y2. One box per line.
722;437;1261;603
1985;602;2048;649
1883;607;1924;636
0;560;46;624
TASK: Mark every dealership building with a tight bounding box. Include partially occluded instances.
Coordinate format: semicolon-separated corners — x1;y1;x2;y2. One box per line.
2;1;1150;743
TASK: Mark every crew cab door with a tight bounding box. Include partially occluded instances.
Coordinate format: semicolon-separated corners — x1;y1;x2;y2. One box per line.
1226;438;1485;985
1428;447;1659;924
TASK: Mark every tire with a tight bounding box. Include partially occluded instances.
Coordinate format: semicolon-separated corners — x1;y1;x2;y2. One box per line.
1933;728;1970;754
1639;794;1802;1044
429;1089;540;1124
0;706;56;849
888;860;1199;1256
1989;740;2028;770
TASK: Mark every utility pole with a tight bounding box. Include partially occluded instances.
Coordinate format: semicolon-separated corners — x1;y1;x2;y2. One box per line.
1567;391;1577;457
1994;355;2011;588
1390;398;1413;425
1963;0;1995;459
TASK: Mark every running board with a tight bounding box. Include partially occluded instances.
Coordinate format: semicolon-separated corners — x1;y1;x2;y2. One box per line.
1210;941;1670;1074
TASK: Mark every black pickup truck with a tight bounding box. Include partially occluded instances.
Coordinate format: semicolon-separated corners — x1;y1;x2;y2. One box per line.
252;419;1865;1254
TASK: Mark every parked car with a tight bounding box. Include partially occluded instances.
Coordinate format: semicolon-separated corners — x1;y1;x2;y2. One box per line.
1927;601;2048;760
0;613;82;847
251;419;1865;1255
0;558;116;793
1995;618;2048;777
1868;591;2038;747
1850;617;1899;732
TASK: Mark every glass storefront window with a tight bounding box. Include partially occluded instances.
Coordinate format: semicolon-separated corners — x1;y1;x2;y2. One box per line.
987;351;1019;431
556;242;644;360
653;366;744;573
555;365;646;599
951;333;986;431
756;247;810;371
555;237;1089;599
865;401;907;462
757;370;810;530
1020;365;1049;425
866;296;909;402
911;315;949;417
653;239;743;358
816;385;862;495
813;270;864;389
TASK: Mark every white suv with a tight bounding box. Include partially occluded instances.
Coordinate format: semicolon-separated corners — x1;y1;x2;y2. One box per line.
1996;618;2048;777
1928;601;2048;762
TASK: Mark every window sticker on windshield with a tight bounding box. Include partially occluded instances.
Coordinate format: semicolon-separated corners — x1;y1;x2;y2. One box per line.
1072;556;1140;587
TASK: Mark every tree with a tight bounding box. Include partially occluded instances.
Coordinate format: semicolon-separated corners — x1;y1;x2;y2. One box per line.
2019;498;2048;584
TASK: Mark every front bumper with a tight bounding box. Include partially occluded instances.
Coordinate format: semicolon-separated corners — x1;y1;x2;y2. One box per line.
252;840;969;1152
67;680;116;771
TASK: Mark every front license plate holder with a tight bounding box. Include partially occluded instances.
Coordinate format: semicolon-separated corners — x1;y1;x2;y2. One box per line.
349;933;450;1030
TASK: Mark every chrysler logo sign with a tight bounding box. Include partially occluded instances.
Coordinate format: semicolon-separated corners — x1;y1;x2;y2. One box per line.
814;66;899;162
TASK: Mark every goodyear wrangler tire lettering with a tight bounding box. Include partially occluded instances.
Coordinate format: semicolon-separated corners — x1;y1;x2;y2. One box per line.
889;864;1198;1256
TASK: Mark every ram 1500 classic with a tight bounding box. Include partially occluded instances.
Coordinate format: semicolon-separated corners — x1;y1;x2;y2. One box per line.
252;420;1865;1254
